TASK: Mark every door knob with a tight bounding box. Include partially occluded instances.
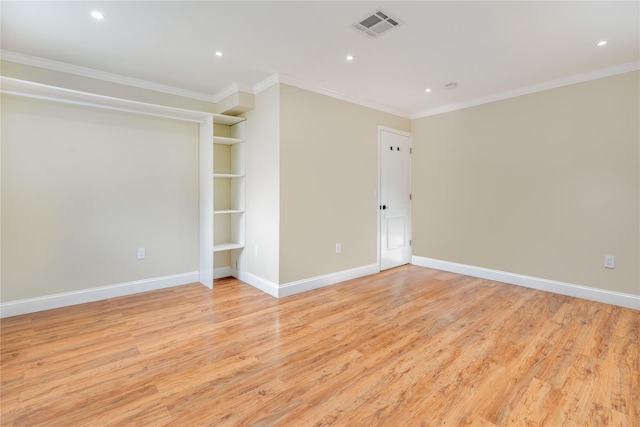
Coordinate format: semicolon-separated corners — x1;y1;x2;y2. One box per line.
380;205;387;210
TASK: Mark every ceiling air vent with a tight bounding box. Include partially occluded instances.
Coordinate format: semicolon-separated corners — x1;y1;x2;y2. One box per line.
353;10;402;38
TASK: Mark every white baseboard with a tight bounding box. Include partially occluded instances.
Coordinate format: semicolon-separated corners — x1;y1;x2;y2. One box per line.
236;271;280;298
412;256;639;310
213;266;234;280
0;271;200;318
278;263;379;298
238;264;379;298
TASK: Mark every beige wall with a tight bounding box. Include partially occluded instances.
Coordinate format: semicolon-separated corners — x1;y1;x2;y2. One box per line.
411;71;640;296
1;94;199;301
244;84;281;284
279;84;410;284
1;60;218;112
4;59;636;303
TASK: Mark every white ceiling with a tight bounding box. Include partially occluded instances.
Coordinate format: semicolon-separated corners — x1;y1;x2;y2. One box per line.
2;1;639;117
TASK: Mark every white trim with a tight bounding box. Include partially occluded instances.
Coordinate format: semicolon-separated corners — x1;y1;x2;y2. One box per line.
412;61;640;119
199;116;215;289
237;264;378;298
213;82;242;103
378;126;412;138
253;73;281;94
278;264;379;298
411;256;640;310
213;82;253;103
236;271;280;298
253;73;412;119
279;73;412;118
0;272;200;318
1;76;212;123
1;50;218;103
213;266;234;280
377;127;382;271
4;51;637;120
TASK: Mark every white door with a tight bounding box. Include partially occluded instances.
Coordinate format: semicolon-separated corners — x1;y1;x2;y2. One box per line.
379;128;412;270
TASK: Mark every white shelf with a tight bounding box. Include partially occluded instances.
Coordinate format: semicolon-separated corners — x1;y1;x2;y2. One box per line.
213;114;246;126
214;209;244;214
213;173;244;178
213;136;244;145
213;242;245;252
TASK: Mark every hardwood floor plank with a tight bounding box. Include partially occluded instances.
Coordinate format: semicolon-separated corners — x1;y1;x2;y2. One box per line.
12;382;161;427
613;307;640;340
1;265;638;426
504;377;559;426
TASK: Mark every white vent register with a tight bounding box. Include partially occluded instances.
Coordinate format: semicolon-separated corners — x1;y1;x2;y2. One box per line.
353;9;402;38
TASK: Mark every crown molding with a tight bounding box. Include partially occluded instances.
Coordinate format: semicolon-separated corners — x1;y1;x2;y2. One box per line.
253;73;412;119
4;50;636;121
213;82;241;103
253;73;281;94
213;81;254;103
1;50;218;103
279;73;413;119
412;61;640;119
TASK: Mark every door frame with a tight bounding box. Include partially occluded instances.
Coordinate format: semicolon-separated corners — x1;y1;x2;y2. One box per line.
377;126;413;271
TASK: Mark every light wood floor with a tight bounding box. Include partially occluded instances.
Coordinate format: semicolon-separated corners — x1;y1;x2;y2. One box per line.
1;265;638;426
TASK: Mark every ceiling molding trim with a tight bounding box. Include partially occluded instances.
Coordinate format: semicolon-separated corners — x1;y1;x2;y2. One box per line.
276;73;412;119
212;81;254;103
1;50;218;103
412;61;640;119
253;73;281;94
213;82;240;103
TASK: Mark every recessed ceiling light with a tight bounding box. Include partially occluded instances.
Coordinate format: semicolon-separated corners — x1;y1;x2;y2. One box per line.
91;11;104;20
215;51;223;57
346;55;354;61
425;88;431;93
596;40;608;47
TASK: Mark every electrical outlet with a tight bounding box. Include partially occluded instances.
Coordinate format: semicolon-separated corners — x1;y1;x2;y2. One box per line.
137;247;145;260
604;255;614;269
336;243;341;254
254;244;259;256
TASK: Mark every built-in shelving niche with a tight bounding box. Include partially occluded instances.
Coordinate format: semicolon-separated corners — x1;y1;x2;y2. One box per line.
211;118;246;280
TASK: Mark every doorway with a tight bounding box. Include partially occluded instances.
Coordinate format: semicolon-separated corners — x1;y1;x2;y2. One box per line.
379;127;412;270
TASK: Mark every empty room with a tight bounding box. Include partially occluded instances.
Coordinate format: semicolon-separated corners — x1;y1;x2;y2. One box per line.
1;1;638;426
